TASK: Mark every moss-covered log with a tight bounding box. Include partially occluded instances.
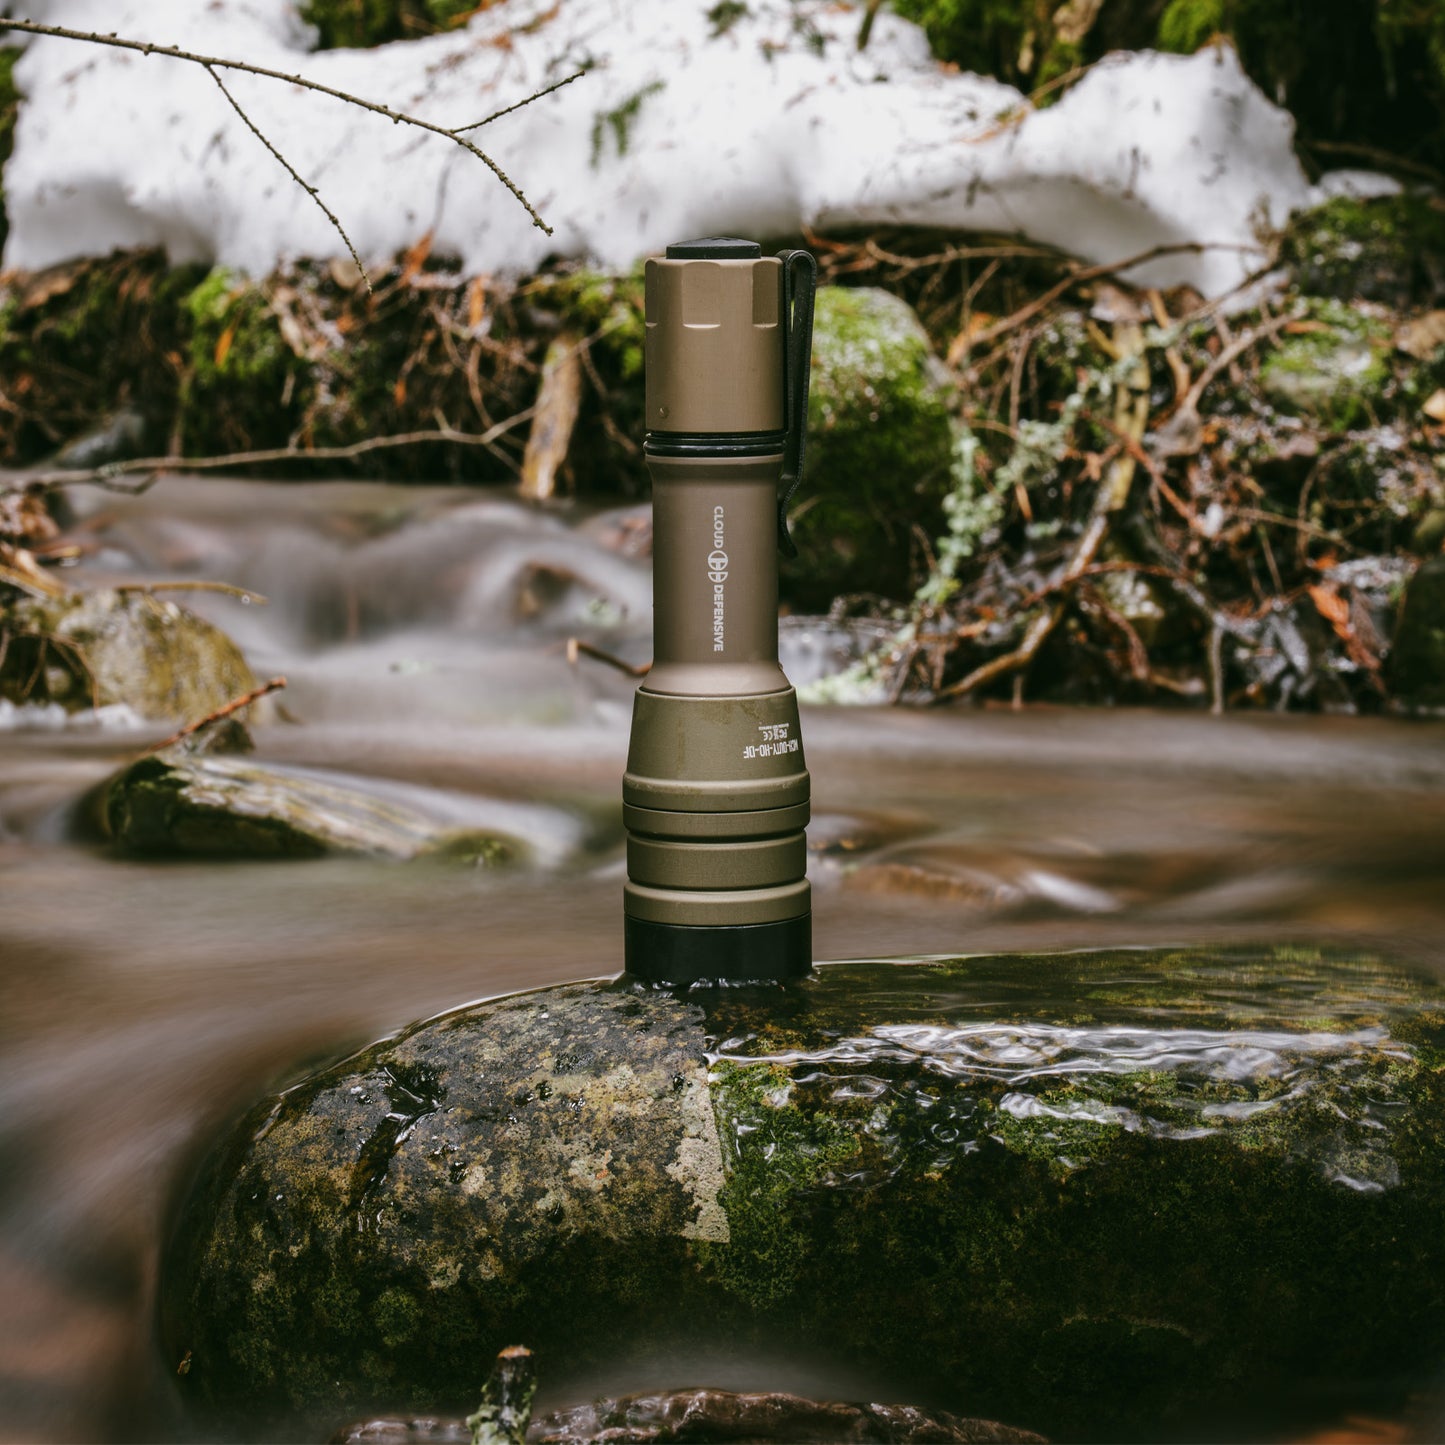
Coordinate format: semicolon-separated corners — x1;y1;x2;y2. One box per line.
164;946;1445;1443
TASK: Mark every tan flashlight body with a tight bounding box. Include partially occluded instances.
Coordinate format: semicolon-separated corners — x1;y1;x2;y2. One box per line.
623;241;812;983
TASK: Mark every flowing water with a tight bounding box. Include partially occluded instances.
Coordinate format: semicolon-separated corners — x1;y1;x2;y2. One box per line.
2;477;1444;1442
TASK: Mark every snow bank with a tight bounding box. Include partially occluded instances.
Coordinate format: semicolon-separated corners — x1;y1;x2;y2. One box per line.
5;0;1318;295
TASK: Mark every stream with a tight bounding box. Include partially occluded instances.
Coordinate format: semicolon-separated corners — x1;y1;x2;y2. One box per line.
2;477;1445;1443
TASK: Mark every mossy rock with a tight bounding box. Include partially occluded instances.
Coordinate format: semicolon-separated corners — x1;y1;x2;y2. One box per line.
1282;194;1445;311
102;748;520;861
786;286;959;607
1388;554;1445;709
1258;300;1394;431
0;588;254;720
164;946;1445;1443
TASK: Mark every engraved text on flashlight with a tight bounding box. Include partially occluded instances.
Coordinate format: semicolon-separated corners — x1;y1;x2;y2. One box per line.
709;505;728;652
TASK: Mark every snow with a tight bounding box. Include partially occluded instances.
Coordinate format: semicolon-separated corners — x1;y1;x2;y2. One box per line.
3;0;1339;295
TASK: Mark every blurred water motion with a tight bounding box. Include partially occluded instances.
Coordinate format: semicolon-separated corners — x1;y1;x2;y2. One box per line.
2;477;1444;1441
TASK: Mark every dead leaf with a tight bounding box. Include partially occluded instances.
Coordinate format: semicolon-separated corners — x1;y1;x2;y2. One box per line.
213;322;237;369
467;275;489;332
1307;582;1350;634
400;231;435;286
393;375;407;407
1396;309;1445;360
1423;388;1445;424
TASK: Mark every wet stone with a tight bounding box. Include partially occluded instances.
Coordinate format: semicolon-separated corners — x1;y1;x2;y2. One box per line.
102;747;519;861
334;1388;1046;1443
0;587;255;720
165;948;1445;1442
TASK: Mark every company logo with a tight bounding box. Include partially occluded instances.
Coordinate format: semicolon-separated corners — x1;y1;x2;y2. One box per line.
710;506;726;652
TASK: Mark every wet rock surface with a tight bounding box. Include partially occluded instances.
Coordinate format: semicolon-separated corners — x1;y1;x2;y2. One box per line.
0;587;255;720
102;745;519;861
334;1388;1046;1443
165;947;1445;1443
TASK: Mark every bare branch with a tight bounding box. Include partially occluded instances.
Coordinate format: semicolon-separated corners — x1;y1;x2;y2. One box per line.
204;64;372;293
0;17;570;233
454;69;588;135
4;413;537;493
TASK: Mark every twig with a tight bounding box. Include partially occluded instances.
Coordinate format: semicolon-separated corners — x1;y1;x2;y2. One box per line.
933;603;1063;704
1179;311;1295;417
6;414;536;493
967;241;1254;351
565;638;650;678
145;675;287;755
113;581;269;603
933;316;1149;705
454;69;587;133
204;64;371;293
0;18;571;234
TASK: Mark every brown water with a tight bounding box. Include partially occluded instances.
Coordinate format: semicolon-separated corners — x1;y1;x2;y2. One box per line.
2;478;1444;1442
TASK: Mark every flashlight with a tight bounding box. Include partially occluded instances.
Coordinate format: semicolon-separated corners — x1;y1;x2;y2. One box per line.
623;237;817;986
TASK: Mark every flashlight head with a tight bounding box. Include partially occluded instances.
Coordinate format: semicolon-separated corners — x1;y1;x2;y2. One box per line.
645;239;785;438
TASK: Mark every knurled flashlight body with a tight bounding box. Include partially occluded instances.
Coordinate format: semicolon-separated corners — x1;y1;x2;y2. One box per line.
623;237;815;985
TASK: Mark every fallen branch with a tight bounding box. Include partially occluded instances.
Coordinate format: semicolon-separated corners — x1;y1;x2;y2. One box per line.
5;413;536;493
145;675;287;755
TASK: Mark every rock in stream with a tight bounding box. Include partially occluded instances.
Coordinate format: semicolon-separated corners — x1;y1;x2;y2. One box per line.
1;587;255;720
163;947;1445;1442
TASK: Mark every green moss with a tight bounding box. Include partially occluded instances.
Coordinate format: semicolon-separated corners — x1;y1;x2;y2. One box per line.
167;950;1445;1441
706;1;750;38
590;82;666;167
1157;0;1228;52
889;0;1054;89
1283;193;1445;310
1258;299;1393;430
299;0;475;49
182;268;303;454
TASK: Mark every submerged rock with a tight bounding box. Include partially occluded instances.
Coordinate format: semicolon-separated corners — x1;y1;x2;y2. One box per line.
102;747;518;862
0;587;255;720
165;947;1445;1442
